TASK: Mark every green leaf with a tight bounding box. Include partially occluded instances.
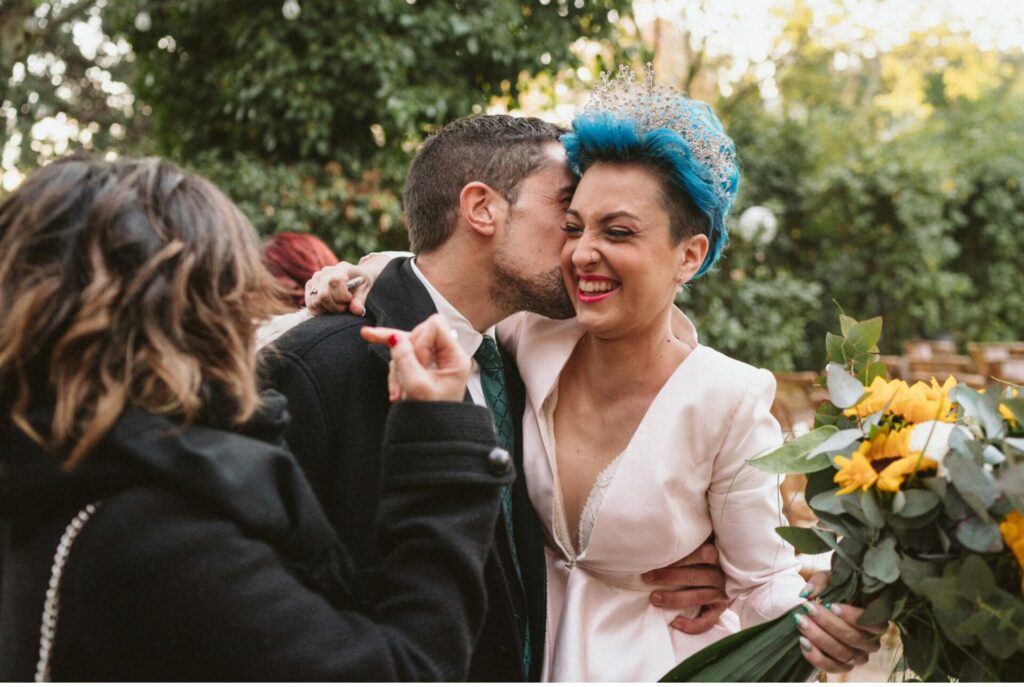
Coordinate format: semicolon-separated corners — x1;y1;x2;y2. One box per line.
775;526;832;554
898;555;940;593
813;401;844;428
1003;398;1024;425
809;428;864;457
897;489;941;518
859;588;899;626
809;489;845;515
825;332;848;365
862;537;900;583
955;514;1004;553
747;426;837;474
845;316;883;353
839;314;857;337
892;490;906;514
899;613;941;679
860;360;888;385
958;554;996;597
946;451;998;516
827;363;868;409
921;475;947;500
860;489;886;528
952;385;1006;440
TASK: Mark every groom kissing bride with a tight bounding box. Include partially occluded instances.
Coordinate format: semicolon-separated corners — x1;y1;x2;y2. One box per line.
266;76;883;681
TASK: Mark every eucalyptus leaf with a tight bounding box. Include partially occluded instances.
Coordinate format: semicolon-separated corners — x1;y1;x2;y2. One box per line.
809;489;845;515
816;529;861;569
839;491;870;525
952;385;1006;440
775;526;832;554
827;363;868;409
839;314;857;337
747;426;837;474
814;401;844;428
958;555;996;598
898;555;940;593
921;476;947;500
860;361;888;385
808;428;864;457
825;332;848;365
946;451;998;514
897;489;941;518
995;463;1024;499
892;490;906;514
955;515;1004;553
1003;398;1024;424
859;410;884;433
859;588;898;626
862;537;900;583
981;444;1005;466
860;489;886;528
845;317;882;353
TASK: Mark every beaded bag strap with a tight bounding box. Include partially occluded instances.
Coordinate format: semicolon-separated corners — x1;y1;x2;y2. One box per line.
35;501;101;682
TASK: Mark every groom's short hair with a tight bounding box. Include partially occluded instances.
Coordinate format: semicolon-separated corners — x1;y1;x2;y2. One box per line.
404;114;566;254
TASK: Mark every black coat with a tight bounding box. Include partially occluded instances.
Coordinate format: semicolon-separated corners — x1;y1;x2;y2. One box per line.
261;257;547;681
0;394;510;681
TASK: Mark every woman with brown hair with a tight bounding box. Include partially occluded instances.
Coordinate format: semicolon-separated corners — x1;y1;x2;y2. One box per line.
0;156;510;680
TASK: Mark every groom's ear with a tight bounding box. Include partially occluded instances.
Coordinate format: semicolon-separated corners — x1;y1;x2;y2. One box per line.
459;182;508;239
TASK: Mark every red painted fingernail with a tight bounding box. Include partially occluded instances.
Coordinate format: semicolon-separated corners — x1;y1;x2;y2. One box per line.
388;333;399;347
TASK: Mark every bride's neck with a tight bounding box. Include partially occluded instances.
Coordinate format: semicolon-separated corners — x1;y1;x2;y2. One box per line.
572;310;686;390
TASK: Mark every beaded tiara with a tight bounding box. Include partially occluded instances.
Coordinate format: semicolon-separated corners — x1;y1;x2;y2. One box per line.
579;64;737;204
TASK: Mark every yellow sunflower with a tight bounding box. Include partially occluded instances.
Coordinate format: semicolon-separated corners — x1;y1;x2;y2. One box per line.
889;376;957;424
833;427;938;494
844;377;908;418
834;450;878;495
999;512;1024;595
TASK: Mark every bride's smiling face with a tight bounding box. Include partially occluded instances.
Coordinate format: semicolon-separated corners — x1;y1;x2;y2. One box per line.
561;163;708;339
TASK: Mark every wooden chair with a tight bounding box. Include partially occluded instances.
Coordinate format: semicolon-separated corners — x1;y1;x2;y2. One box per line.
906;355;984;387
903;339;957;360
994;357;1024;384
878;354;909;380
968;342;1024;383
771;372;825;435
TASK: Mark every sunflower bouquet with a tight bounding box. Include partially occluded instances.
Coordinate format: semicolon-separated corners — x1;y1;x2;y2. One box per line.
663;313;1024;682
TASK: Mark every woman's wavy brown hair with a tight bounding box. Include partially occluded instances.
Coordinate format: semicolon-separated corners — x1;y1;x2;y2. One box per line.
0;156;290;468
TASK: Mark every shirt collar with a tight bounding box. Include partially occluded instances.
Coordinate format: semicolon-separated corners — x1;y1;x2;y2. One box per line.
409;258;494;358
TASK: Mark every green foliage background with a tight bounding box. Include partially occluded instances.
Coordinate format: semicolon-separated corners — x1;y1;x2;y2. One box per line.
3;1;1023;371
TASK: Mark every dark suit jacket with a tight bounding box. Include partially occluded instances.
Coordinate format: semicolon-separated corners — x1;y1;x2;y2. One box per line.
261;257;546;681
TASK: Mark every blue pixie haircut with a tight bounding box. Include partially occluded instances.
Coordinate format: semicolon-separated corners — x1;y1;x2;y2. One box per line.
562;96;739;278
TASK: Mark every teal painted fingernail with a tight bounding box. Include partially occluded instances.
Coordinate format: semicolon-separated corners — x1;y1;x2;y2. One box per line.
793;613;807;629
799;637;812;652
802;601;818;616
799;584;813;598
827;602;842;616
824;601;832;609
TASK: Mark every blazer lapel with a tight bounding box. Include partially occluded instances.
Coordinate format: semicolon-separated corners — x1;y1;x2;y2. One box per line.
364;257;439;363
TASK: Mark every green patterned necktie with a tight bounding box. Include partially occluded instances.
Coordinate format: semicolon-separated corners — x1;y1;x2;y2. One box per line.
474;334;530;678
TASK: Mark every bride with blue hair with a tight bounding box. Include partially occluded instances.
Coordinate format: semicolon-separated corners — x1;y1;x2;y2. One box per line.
496;68;881;680
300;67;885;681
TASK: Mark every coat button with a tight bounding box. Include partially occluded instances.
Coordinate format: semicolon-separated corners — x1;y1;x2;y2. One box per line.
487;447;511;476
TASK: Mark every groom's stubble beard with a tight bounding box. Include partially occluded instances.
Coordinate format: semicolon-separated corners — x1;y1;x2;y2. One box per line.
491;213;575;321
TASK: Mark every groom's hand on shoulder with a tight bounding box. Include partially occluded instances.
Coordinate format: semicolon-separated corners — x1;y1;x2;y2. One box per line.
641;540;728;634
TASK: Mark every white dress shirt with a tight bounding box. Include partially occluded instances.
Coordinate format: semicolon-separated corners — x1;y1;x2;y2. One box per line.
409;259;494;408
